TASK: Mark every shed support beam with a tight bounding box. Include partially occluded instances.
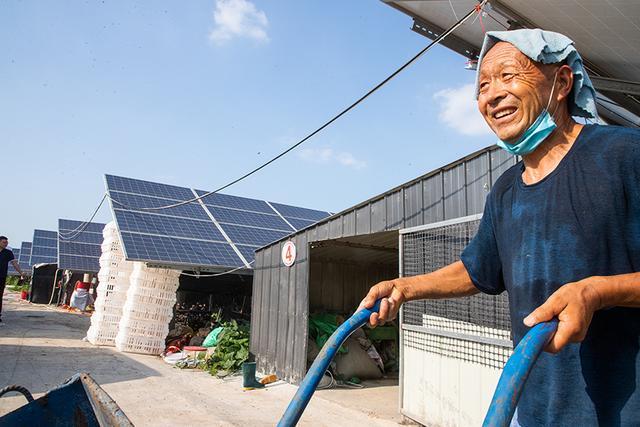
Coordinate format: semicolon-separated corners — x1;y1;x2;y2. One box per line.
312;240;398;254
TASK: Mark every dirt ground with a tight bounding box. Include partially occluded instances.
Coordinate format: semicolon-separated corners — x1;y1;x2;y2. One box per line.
0;292;404;426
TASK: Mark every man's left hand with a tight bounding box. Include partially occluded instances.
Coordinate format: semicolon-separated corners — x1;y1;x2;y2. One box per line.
523;278;604;353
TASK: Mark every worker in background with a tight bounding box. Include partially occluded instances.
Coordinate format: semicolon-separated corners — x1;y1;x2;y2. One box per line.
0;236;25;325
60;269;74;305
360;29;640;426
90;276;98;302
70;273;95;312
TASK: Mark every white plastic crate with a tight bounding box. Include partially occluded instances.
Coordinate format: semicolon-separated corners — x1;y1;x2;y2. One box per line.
120;308;173;323
117;317;169;339
125;294;176;308
126;285;176;302
115;334;164;355
129;279;180;293
87;328;119;346
112;262;181;355
86;221;135;349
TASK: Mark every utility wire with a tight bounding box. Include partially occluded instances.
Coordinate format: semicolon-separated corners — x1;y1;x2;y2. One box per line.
180;260;255;277
107;0;487;213
58;194;108;241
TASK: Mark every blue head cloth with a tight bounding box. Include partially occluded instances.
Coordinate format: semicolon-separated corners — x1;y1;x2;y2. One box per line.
474;29;598;120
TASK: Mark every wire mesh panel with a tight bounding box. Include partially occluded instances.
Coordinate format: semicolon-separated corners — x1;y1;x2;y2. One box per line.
400;216;512;368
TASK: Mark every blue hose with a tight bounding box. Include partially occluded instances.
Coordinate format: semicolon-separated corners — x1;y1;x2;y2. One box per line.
277;299;382;427
482;319;558;427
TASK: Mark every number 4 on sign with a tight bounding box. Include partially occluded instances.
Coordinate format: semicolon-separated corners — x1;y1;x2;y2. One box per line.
282;241;296;267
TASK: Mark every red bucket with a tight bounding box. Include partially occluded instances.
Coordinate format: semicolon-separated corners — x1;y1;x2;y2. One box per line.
20;290;28;300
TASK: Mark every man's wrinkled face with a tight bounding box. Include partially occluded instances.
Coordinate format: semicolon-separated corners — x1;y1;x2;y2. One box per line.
0;239;7;250
477;42;554;143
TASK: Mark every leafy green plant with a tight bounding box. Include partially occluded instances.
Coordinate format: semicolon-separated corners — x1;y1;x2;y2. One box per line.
6;277;28;292
206;320;250;377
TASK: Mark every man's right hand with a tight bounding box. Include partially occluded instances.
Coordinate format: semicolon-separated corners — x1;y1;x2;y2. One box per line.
358;279;407;328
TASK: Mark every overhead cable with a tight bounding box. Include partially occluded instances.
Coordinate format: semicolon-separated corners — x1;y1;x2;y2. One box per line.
107;0;488;213
58;194;108;241
180;260;255;277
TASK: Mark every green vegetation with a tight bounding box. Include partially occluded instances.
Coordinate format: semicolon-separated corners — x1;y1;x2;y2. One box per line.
205;320;250;377
6;276;28;292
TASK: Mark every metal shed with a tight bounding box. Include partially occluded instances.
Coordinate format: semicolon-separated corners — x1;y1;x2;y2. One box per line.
251;145;517;383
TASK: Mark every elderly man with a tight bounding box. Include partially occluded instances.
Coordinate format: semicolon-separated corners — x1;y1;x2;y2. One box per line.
360;29;640;426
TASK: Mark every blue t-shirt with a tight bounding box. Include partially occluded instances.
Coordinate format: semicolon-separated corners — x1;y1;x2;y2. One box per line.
461;124;640;426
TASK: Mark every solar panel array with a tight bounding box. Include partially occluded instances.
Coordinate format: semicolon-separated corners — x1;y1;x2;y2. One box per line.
30;229;58;265
19;242;32;271
106;174;332;270
7;248;20;275
58;219;107;273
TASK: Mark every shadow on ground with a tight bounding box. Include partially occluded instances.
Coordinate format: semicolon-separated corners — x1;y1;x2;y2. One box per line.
0;294;160;395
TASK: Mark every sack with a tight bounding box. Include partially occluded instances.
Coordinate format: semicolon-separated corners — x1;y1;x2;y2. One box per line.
202;326;224;347
334;337;383;380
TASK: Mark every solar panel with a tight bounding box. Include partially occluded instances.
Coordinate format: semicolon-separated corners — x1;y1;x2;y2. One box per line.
206;206;292;231
106;174;332;270
110;191;210;220
221;224;291;247
107;175;244;269
30;230;58;265
113;210;224;241
119;232;242;267
284;217;318;230
19;242;32;271
106;174;194;201
269;202;331;222
58;219;106;273
195;190;275;214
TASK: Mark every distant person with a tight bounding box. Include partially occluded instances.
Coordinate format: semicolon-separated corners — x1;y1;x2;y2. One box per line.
0;236;26;324
70;273;95;312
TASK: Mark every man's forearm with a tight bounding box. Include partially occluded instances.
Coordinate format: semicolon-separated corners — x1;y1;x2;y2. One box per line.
591;272;640;309
12;260;23;276
395;260;479;302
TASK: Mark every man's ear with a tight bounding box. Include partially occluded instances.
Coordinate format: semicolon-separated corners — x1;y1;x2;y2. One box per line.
556;64;574;102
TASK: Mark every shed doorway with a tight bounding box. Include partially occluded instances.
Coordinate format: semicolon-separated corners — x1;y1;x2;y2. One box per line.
307;230;400;388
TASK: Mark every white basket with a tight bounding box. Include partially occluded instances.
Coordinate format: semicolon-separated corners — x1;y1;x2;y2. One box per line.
87;328;119;346
115;334;164;355
117;317;169;339
127;285;176;302
120;304;174;322
130;279;179;293
125;294;176;308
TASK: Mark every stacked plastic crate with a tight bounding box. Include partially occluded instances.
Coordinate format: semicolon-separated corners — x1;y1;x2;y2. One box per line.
87;222;133;346
115;262;180;354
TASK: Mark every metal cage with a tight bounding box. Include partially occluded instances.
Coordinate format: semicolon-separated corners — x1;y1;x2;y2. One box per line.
399;215;513;426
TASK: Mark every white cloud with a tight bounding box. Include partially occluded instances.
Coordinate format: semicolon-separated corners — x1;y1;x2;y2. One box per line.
298;147;366;170
434;83;492;136
209;0;269;44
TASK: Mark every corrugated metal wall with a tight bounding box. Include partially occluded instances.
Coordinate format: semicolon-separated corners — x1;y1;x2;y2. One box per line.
251;146;516;383
309;257;397;313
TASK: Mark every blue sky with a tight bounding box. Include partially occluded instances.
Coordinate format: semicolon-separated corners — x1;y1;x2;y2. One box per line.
1;0;495;245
